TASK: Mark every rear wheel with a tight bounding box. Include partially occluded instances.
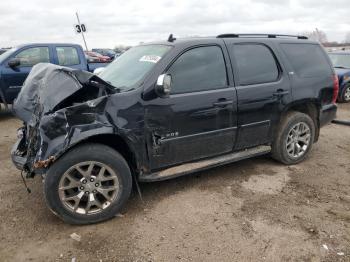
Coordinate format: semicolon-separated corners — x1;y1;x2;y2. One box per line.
44;143;132;224
272;112;315;165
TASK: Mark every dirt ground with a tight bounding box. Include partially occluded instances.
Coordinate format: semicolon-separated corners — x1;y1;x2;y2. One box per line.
0;104;350;262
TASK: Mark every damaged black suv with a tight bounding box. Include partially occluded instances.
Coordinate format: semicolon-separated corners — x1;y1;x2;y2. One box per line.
11;34;338;224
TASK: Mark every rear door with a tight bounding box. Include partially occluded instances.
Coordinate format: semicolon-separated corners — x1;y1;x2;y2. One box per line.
1;45;51;103
225;40;292;149
145;44;238;170
52;45;85;70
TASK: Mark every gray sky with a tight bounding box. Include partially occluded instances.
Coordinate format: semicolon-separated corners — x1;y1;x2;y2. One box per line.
1;0;349;48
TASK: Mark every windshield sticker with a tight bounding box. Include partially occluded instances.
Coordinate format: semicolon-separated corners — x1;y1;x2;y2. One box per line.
139;55;162;63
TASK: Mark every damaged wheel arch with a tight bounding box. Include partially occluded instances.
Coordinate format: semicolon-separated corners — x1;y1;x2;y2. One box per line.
58;133;141;174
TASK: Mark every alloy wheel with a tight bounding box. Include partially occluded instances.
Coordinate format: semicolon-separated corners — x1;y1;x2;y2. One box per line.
286;122;311;159
344;86;350;101
58;161;120;215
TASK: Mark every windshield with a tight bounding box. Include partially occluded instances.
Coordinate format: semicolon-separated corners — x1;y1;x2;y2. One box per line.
0;47;18;64
98;45;172;90
328;53;350;69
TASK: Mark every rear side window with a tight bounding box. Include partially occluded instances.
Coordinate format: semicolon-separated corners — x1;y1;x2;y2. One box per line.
281;44;332;77
233;44;279;85
167;46;227;94
56;47;80;66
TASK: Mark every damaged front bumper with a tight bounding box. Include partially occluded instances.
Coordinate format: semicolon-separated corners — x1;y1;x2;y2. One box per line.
11;63;117;176
11;97;115;176
11;137;27;171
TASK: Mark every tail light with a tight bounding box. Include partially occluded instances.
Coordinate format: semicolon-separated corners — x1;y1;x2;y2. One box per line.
332;74;339;104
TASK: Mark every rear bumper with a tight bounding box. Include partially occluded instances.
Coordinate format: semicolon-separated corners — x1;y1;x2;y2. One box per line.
320;104;337;127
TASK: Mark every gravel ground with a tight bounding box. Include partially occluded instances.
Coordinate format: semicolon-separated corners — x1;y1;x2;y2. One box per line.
0;104;349;262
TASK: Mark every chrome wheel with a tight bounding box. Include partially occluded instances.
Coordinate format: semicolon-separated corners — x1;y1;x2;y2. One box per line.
58;161;120;215
344;86;350;101
286;122;311;159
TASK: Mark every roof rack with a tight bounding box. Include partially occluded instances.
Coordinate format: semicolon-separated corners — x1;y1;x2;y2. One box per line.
217;34;308;40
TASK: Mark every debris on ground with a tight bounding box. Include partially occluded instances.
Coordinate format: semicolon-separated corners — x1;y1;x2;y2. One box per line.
70;233;81;242
1;103;350;262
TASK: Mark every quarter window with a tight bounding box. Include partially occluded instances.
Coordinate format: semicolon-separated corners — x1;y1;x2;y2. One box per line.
14;47;50;67
233;44;279;85
56;47;80;66
167;46;227;94
281;44;332;77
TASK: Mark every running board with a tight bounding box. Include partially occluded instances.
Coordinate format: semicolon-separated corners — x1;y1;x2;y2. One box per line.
140;145;271;182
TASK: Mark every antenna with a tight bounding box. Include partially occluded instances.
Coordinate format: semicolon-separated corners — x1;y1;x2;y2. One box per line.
168;34;176;42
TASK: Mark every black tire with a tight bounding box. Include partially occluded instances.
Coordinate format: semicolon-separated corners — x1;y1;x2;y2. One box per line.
271;111;315;165
338;84;350;103
44;143;132;224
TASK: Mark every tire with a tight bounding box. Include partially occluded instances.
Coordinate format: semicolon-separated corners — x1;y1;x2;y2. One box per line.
271;111;315;165
339;84;350;103
44;143;132;224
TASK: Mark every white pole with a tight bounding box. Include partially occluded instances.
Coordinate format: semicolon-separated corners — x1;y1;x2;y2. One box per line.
76;12;88;51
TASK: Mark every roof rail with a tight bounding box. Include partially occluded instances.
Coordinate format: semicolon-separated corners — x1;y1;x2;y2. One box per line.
217;34;308;40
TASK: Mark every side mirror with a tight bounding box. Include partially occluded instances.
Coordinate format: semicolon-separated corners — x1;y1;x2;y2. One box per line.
8;58;20;68
155;74;172;98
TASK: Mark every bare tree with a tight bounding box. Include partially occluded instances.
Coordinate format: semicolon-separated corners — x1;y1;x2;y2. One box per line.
344;32;350;44
301;28;328;43
114;45;132;53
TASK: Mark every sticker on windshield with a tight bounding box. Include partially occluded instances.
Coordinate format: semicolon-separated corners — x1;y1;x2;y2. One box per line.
139;55;162;63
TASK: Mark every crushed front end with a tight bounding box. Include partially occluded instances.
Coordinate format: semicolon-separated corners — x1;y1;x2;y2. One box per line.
11;63;115;177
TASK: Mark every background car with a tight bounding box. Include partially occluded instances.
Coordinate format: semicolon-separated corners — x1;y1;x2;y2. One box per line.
0;43;110;107
0;48;10;55
328;51;350;102
92;48;119;60
85;53;100;63
84;51;112;63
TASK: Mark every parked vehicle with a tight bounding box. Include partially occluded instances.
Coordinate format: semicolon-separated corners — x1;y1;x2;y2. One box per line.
328;51;350;102
0;43;109;107
0;48;10;55
85;53;100;63
84;51;112;63
92;48;119;59
11;34;337;224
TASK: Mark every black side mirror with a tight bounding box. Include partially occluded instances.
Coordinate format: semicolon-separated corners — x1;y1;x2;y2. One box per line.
155;74;172;98
8;58;20;68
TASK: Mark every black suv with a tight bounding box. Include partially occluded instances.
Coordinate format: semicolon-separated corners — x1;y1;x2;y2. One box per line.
11;34;338;224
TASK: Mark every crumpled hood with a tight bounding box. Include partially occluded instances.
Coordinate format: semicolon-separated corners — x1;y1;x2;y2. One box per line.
12;63;117;173
13;63;112;125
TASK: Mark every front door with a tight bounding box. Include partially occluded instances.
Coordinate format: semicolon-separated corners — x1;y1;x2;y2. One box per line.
145;45;237;170
1;46;50;103
226;41;292;149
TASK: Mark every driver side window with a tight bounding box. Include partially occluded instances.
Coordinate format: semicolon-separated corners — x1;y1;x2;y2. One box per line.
14;47;50;67
167;46;227;94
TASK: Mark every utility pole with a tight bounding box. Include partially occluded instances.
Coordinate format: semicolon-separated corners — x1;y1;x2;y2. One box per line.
75;12;88;51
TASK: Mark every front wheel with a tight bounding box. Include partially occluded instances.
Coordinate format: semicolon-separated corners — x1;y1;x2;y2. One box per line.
44;143;132;224
272;112;315;165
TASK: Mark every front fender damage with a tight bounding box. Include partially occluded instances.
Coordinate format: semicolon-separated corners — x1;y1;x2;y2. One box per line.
12;63;119;175
31;97;116;171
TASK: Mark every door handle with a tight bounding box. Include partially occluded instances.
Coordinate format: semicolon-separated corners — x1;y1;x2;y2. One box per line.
213;100;233;107
273;89;289;97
